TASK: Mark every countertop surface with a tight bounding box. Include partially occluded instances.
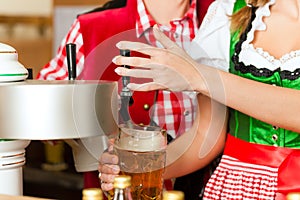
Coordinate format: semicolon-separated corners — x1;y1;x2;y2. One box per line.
0;194;54;200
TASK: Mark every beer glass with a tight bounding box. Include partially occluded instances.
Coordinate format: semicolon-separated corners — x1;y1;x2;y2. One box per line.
114;124;167;200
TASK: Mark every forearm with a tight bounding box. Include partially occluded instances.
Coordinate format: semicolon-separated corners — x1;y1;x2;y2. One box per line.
195;63;300;133
163;94;227;179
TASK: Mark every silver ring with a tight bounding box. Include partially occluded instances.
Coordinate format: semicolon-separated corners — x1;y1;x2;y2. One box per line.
98;172;102;179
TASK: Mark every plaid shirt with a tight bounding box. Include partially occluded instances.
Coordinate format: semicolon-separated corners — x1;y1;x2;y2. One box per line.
37;0;198;138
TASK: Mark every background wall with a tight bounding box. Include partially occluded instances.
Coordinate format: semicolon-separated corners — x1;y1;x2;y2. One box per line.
0;0;109;78
0;0;52;16
55;0;107;5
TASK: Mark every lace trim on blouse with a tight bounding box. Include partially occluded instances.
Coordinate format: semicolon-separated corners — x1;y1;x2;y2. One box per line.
243;0;275;46
233;0;300;80
247;44;300;67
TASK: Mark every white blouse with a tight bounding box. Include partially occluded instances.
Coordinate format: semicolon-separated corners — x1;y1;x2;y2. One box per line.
188;0;300;73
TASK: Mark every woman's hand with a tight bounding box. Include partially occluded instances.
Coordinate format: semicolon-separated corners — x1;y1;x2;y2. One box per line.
98;144;120;191
113;25;205;92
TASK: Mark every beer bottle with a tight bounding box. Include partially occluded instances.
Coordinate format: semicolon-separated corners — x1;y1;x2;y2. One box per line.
163;190;184;200
82;188;103;200
113;175;133;200
287;192;300;200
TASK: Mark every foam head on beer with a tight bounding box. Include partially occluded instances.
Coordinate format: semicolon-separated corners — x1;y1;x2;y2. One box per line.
116;124;167;152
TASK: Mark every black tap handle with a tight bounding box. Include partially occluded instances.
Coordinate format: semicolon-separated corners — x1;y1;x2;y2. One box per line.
120;49;130;65
120;49;134;105
66;43;77;80
120;49;130;87
119;49;134;124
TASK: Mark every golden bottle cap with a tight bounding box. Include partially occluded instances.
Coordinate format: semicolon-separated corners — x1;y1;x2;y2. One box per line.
287;192;300;200
163;190;184;200
82;188;103;200
113;175;131;189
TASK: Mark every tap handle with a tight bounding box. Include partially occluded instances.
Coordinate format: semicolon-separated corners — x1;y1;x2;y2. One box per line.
120;49;133;105
66;43;77;80
120;49;130;88
120;49;130;65
119;49;133;124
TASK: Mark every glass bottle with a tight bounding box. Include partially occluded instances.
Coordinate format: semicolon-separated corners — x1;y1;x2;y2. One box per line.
82;188;103;200
113;175;133;200
163;190;184;200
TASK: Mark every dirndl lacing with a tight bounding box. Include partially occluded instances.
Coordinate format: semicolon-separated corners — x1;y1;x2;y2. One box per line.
203;134;300;200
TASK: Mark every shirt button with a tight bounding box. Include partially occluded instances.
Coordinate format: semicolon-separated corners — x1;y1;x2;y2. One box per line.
272;126;279;130
272;134;278;141
174;33;179;38
143;104;150;110
183;110;190;116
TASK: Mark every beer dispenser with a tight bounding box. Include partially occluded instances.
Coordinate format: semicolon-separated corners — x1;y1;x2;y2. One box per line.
0;42;118;196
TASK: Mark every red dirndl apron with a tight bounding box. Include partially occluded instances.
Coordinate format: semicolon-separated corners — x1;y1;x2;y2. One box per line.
203;134;300;200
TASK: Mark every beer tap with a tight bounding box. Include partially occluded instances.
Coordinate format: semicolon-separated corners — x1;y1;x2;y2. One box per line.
119;49;133;126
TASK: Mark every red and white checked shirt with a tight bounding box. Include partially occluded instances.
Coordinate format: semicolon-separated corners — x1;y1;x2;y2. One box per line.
37;0;198;138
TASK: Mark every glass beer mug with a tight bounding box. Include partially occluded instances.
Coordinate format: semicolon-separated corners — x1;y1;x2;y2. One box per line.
114;124;167;200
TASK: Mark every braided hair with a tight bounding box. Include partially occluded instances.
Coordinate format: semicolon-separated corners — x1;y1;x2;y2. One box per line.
230;0;269;34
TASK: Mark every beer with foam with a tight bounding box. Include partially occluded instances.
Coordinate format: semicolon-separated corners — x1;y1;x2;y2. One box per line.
114;124;167;200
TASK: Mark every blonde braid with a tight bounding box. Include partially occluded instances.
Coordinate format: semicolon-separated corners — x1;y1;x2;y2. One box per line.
230;0;269;34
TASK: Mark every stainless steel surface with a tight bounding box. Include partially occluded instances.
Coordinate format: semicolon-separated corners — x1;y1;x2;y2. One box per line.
0;80;118;140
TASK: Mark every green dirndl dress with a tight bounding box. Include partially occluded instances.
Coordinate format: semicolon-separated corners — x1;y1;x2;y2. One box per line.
203;1;300;199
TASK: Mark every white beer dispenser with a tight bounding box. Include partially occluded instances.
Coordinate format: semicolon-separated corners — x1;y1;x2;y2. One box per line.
0;43;118;196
